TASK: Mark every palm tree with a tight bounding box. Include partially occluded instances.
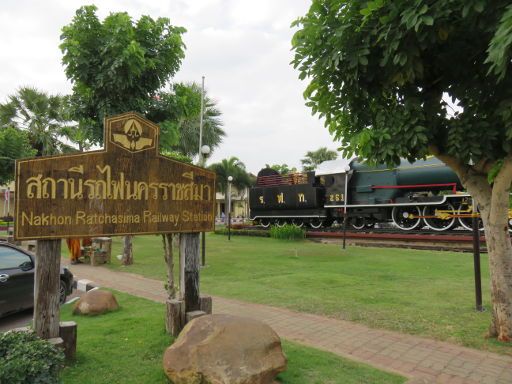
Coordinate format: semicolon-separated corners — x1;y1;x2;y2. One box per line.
146;82;225;159
176;97;224;158
301;147;338;172
0;87;74;156
264;163;297;175
209;157;252;216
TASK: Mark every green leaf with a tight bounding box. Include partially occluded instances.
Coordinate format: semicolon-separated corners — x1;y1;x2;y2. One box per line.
474;1;485;13
422;16;434;26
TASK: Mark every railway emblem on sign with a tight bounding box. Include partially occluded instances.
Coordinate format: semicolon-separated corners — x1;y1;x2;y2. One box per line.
112;118;155;152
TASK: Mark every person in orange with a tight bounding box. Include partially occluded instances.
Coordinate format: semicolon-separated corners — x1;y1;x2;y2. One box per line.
66;237;81;264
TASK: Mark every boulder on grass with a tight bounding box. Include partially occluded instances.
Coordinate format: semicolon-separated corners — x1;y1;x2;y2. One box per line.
73;289;119;316
163;314;287;384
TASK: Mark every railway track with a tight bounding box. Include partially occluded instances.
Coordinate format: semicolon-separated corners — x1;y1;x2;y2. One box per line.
243;224;496;252
306;229;488;252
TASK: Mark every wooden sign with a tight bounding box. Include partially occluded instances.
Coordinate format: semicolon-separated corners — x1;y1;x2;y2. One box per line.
15;112;216;240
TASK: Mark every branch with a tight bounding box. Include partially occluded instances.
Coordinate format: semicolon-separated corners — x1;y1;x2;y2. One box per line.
474;158;494;174
493;155;512;192
428;145;471;183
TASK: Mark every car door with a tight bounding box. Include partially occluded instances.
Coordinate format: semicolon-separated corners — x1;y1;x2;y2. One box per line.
0;246;34;317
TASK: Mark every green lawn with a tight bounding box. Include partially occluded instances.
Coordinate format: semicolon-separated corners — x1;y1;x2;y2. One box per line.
103;234;512;356
60;291;405;384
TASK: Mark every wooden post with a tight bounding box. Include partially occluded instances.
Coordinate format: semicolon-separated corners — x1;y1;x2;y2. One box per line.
122;235;133;265
181;233;200;312
166;299;185;336
200;295;213;314
34;239;61;339
179;235;185;301
59;321;77;360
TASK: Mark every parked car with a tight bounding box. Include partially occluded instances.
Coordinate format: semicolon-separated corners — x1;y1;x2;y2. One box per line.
0;242;74;318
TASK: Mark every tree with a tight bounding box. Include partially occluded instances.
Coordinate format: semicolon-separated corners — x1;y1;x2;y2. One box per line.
209;157;252;215
0;127;36;184
0;87;73;156
292;1;512;341
146;83;225;158
301;147;338;172
264;163;298;175
61;5;186;266
60;5;186;144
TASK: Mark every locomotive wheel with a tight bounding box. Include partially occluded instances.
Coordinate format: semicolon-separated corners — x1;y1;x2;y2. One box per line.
457;202;484;231
422;203;456;231
509;216;512;233
350;217;366;230
309;219;323;229
275;220;287;227
292;219;304;228
259;219;271;228
391;206;421;231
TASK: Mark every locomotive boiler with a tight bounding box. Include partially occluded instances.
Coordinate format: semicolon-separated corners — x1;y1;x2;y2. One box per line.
249;157;490;231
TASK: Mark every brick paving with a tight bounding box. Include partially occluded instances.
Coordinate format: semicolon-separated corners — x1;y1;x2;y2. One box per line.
68;262;512;384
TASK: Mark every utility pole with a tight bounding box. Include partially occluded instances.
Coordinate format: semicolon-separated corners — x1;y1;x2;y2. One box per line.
198;76;207;266
198;76;205;165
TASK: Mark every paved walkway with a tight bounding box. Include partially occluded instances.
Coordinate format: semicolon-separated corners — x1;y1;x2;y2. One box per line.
68;262;512;384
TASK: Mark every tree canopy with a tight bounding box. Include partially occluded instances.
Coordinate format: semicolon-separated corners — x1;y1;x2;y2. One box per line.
292;0;512;342
146;82;225;158
60;5;186;144
0;127;36;185
264;164;297;175
292;1;512;167
301;147;338;171
0;87;74;156
209;157;252;194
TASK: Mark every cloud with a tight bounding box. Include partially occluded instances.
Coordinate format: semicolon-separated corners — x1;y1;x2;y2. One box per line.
0;0;338;173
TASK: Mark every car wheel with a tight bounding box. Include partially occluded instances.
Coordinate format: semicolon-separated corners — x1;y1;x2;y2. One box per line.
59;279;68;304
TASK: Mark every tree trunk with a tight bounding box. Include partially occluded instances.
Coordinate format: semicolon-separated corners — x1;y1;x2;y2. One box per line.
432;150;512;342
456;164;511;342
477;162;512;342
162;233;176;300
34;239;61;339
122;235;133;265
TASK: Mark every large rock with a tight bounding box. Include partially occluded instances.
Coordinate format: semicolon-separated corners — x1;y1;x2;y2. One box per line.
73;289;119;316
163;314;287;384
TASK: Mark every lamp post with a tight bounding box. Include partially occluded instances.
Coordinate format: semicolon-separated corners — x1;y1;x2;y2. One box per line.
342;165;351;250
227;176;233;241
197;76;207;267
472;200;483;312
200;145;210;267
198;76;205;164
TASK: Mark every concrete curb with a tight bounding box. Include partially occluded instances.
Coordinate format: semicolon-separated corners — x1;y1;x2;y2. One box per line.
73;279;98;292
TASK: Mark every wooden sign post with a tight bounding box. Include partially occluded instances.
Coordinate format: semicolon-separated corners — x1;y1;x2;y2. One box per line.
33;239;61;339
15;112;216;338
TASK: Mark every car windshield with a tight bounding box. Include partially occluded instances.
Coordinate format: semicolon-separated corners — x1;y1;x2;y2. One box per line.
0;247;32;269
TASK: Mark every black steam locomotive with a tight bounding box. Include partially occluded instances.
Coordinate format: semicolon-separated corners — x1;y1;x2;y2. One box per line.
249;157;501;232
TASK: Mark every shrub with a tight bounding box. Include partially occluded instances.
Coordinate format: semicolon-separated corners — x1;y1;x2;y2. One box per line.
214;228;269;237
0;330;64;384
269;224;306;240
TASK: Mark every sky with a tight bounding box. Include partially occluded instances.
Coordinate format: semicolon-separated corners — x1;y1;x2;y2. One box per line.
0;0;338;174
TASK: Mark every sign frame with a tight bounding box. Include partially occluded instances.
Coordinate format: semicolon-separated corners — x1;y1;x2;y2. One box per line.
15;112;216;240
